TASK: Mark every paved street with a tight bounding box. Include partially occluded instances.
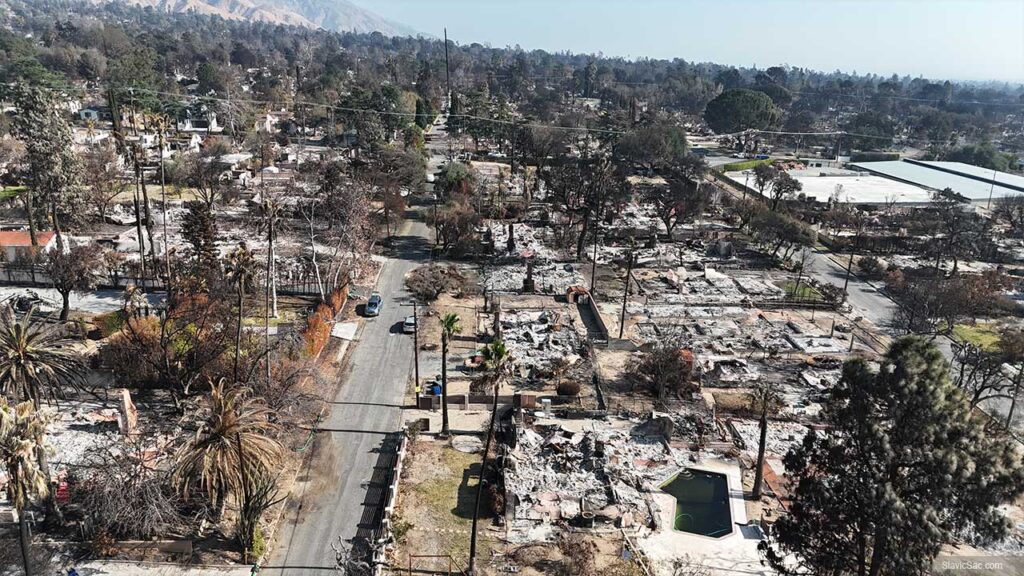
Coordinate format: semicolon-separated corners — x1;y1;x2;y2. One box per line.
802;249;898;330
266;217;428;574
265;120;449;574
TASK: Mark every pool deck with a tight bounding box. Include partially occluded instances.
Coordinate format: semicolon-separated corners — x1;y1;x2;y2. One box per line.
640;458;768;575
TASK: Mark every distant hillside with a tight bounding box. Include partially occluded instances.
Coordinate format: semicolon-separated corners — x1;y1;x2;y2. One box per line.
103;0;420;36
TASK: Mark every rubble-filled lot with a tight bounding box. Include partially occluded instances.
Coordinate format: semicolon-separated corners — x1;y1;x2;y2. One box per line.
483;262;585;294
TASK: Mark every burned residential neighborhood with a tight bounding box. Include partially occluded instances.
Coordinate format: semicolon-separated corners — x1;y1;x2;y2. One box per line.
0;1;1023;575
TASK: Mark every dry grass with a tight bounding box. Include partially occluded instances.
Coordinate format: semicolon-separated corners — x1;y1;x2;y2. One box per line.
394;440;494;570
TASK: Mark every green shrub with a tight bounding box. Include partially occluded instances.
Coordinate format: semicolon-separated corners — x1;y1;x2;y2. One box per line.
250;524;267;560
95;310;127;338
719;158;774;172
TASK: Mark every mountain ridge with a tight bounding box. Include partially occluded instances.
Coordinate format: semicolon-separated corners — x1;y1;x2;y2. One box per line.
101;0;420;37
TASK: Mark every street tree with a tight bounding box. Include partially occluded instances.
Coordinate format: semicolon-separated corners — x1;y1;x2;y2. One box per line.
753;163;779;200
703;89;779;138
44;243;103;321
439;313;461;438
81;140;126;224
759;337;1024;576
769;171;803;211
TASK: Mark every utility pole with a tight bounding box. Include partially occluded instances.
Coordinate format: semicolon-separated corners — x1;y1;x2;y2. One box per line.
443;28;451;108
591;227;600;296
618;251;633;339
467;362;501;576
413;301;420;405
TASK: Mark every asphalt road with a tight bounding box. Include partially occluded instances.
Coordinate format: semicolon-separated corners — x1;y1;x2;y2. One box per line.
802;249;898;329
267;218;428;574
266;122;448;574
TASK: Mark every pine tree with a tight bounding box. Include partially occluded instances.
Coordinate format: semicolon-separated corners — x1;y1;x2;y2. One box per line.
760;337;1024;576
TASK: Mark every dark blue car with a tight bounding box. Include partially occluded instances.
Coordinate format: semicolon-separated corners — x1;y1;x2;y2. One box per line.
365;292;382;316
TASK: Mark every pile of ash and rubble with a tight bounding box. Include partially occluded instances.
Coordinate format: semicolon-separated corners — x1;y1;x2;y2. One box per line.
500;405;723;543
500;308;587;380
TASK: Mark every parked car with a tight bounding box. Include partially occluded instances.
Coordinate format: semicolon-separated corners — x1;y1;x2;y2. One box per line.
403;315;417;333
366;292;382;316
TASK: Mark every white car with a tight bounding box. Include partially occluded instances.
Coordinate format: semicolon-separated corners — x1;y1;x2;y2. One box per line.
403;315;417;334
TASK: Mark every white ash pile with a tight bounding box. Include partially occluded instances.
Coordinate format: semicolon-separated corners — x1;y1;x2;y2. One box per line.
484;262;584;294
486;221;564;261
501;309;584;378
730;419;809;457
504;421;688;543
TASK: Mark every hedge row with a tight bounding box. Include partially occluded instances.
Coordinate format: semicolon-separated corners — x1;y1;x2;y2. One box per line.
301;286;348;358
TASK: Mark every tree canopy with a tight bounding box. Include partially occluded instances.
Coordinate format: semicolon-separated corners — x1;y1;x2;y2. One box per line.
703;89;779;135
760;337;1024;576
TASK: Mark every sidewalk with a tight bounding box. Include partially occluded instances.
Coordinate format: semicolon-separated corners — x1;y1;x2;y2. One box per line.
73;561;254;575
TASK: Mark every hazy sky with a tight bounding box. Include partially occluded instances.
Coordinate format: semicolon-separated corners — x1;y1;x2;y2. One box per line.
351;0;1024;83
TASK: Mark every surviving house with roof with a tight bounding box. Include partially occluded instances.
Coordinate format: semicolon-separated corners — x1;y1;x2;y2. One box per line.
0;231;58;262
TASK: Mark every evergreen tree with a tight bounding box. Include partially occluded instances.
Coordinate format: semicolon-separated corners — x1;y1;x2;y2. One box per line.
760;337;1024;576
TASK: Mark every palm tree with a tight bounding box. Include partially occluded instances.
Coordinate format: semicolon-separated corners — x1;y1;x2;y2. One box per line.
468;339;509;574
439;313;462;438
0;399;52;576
751;382;782;500
0;305;86;406
172;381;281;517
0;304;85;519
225;243;257;382
480;339;510;395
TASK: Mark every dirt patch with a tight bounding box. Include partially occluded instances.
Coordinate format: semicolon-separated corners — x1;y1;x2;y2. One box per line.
421;292;483;351
391;439;498;573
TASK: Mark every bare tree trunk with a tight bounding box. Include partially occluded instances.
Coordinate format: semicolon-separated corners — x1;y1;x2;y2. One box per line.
59;290;70;322
23;192;37;247
50;202;65;253
753;405;768;499
18;510;33;576
234;286;243;382
31;396;60;525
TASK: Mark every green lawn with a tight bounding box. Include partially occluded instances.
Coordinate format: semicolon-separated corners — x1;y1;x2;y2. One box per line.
953;323;1001;352
719;158;776;172
780;280;823;301
0;186;26;201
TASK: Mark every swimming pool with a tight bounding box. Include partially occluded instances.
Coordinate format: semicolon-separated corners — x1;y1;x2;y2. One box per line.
660;468;733;538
